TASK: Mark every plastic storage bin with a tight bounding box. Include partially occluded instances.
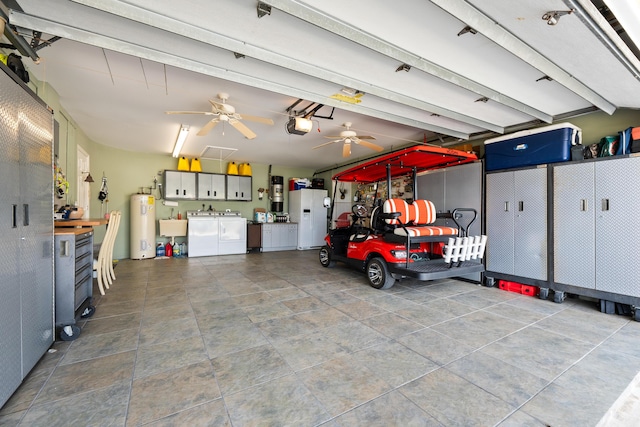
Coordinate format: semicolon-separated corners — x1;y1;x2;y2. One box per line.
484;123;581;171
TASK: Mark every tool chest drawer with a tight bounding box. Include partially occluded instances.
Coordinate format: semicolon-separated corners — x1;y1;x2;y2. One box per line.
54;229;95;341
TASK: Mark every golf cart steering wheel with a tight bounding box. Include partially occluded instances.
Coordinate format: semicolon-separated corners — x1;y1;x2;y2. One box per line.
352;204;368;219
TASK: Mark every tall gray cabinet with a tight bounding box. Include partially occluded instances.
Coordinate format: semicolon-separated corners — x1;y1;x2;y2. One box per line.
0;65;54;407
485;167;548;283
417;161;483;281
554;156;640;298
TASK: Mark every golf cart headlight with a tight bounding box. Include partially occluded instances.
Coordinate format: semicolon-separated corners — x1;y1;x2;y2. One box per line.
390;250;407;259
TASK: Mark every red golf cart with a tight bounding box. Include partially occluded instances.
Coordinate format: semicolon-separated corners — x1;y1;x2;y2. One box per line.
319;146;487;289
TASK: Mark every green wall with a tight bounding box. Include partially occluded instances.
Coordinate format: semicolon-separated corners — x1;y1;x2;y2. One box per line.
87;148;315;259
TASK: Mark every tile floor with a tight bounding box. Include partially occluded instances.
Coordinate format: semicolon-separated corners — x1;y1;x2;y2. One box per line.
1;250;639;426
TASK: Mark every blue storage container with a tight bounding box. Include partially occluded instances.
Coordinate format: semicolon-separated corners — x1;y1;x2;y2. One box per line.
484;123;581;171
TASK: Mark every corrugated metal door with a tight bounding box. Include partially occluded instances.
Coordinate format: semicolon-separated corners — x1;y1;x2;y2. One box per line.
553;162;595;288
486;171;515;275
514;167;547;281
595;157;640;297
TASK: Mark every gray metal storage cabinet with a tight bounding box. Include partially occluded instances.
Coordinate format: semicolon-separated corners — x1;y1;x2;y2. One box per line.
485;167;548;283
0;64;54;408
553;156;640;300
164;170;197;200
416;161;483;282
54;229;94;340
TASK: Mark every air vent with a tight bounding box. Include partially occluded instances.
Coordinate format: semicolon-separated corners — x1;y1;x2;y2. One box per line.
199;145;237;161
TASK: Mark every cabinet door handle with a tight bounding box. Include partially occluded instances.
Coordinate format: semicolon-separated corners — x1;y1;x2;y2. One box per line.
580;199;588;211
518;201;524;212
214;191;217;196
183;190;186;196
504;201;510;212
175;189;179;195
59;240;69;257
12;204;17;228
601;198;610;211
23;204;29;226
207;190;210;196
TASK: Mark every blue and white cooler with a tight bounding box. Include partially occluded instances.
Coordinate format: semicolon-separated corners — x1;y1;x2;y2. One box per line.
484;122;582;171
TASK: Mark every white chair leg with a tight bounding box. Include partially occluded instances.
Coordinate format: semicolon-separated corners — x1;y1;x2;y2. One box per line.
107;211;121;282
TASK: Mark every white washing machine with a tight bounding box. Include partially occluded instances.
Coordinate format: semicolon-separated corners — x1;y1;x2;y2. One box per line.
187;211;246;257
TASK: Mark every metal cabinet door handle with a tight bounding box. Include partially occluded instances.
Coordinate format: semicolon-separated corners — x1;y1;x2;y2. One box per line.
601;198;610;211
60;240;69;257
518;201;524;212
504;201;510;212
580;199;588;211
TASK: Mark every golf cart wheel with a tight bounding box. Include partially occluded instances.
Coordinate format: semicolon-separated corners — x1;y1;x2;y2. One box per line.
366;257;395;290
319;245;335;268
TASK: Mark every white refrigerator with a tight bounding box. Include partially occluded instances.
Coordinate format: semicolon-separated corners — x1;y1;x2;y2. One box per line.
289;189;328;250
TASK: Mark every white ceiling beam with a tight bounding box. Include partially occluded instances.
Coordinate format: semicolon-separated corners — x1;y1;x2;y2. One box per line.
263;0;552;124
568;0;640;78
428;0;616;115
67;0;502;133
10;10;471;139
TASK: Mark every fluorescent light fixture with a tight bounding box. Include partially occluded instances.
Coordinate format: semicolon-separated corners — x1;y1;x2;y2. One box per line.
172;125;189;157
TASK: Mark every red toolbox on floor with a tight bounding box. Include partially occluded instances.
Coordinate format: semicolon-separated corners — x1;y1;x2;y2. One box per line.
498;280;539;297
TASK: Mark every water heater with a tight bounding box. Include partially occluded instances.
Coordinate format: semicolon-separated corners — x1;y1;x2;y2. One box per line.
130;194;156;259
271;175;283;212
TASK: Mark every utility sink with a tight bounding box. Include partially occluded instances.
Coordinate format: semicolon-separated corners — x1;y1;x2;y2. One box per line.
159;219;187;237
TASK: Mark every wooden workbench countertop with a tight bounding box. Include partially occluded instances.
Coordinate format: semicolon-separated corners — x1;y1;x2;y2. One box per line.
54;227;94;236
55;218;108;228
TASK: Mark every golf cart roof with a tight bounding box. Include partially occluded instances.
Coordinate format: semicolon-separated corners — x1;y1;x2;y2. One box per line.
332;145;478;183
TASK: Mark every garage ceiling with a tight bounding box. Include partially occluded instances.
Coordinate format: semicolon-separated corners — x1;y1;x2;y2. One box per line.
3;0;640;169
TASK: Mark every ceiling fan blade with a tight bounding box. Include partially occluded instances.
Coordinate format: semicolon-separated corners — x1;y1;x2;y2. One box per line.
356;138;384;152
166;111;215;115
324;135;343;139
356;135;376;140
237;114;274;126
343;142;351;157
312;140;340;149
197;119;220;136
229;119;257;139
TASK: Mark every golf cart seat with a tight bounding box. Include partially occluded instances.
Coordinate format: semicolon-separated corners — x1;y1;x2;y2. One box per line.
382;199;458;239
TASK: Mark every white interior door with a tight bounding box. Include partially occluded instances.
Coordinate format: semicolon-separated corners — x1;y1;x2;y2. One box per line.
76;146;90;218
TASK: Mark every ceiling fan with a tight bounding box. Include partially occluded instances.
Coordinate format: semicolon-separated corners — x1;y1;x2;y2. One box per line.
313;122;383;157
166;92;274;139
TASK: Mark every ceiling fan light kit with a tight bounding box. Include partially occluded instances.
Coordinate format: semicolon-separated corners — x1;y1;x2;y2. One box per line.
166;92;273;142
313;122;384;158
